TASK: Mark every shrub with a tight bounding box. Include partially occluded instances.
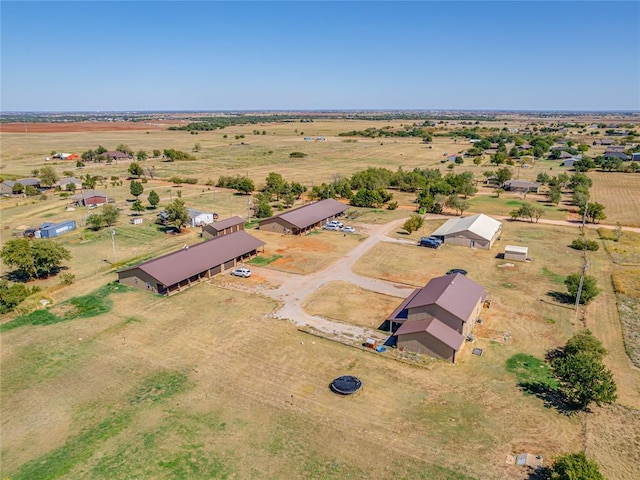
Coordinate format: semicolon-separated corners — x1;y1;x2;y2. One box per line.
289;151;307;158
570;238;599;251
183;178;198;185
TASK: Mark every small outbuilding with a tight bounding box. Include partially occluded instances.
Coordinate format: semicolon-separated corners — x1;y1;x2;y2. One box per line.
504;245;528;262
258;198;348;235
201;216;244;239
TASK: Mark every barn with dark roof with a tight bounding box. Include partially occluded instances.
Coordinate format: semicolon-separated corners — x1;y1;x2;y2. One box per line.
117;230;264;295
258;198;348;235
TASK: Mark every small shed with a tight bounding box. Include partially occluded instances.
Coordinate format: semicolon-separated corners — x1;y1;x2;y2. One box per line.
504;245;528;262
130;217;144;225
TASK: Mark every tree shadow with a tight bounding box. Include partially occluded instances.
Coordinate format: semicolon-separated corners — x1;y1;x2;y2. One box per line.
518;381;577;416
546;291;574;305
526;466;551;480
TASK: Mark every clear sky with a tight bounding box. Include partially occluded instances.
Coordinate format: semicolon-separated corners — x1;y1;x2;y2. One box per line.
1;1;639;111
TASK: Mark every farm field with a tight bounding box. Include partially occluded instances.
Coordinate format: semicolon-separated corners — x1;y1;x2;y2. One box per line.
2;117;640;480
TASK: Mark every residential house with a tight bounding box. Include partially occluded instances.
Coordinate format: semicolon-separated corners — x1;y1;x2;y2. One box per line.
105;150;132;162
72;190;108;206
430;213;502;249
58;177;83;190
188;208;218;227
503;179;540;193
387;273;487;363
604;151;630;161
258;198;348;235
117;230;265;295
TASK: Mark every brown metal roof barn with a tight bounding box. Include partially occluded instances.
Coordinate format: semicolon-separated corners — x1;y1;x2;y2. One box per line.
258;198;348;235
117;230;264;295
201;216;245;239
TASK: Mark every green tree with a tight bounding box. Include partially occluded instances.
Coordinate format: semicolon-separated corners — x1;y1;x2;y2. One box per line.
565;273;600;304
135;150;147;161
0;280;40;314
547;186;562;206
128;162;144;178
12;182;24;195
131;199;145;214
164;198;190;229
493;188;505;198
66;182;76;193
147;190;160;208
102;204;120;226
152;149;161;157
255;202;273;218
550;452;605;480
115;144;133;155
95;145;107;155
86;213;105;230
39;165;59;187
264;172;286;200
130;180;144;199
24;185;40;197
83;174;97;189
579;202;607;223
403;214;424;234
495;167;513;184
564;330;607;360
236;177;255;195
0;238;71;280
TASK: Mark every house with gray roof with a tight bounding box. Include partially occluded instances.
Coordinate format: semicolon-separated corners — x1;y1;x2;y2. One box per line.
388;273;487;363
430;213;502;249
258;198;348;235
117;230;265;295
503;179;540;193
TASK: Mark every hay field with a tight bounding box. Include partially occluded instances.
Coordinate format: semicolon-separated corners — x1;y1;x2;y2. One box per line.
588;172;640;227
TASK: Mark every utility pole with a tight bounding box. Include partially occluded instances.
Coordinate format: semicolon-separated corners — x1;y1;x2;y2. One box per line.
574;259;588;321
111;229;117;263
247;197;251;220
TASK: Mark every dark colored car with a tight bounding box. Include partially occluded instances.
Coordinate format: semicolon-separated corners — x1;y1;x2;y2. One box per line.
446;269;468;276
419;238;441;249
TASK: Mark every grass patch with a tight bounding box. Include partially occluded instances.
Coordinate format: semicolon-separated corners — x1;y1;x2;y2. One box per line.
542;266;565;285
505;353;558;390
247;254;283;266
0;282;129;332
598;228;640;265
9;370;192;480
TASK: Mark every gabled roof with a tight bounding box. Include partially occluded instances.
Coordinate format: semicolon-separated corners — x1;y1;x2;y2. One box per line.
105;150;130;158
395;317;465;351
504;180;540;189
187;208;214;219
263;198;348;229
405;273;487;323
59;177;82;185
118;230;264;287
5;178;41;187
505;245;528;254
72;190;107;200
431;214;502;242
205;216;244;231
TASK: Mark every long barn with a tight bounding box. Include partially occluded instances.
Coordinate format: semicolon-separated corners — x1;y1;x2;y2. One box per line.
258;198;348;235
117;230;264;295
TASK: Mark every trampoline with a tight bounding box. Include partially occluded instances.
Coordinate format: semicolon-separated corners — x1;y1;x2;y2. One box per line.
329;375;362;395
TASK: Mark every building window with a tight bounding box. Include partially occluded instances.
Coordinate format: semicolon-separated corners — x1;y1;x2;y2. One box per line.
146;282;151;289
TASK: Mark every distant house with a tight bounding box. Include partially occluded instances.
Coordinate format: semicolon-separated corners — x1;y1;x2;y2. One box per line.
503;180;540;193
1;178;41;194
593;139;615;146
561;158;577;167
58;177;83;190
188;208;218;227
0;182;14;196
202;216;245;239
518;143;533;151
72;190;108;206
445;154;462;163
606;145;626;152
504;245;529;262
430;213;502;249
105;150;132;162
258;198;348;235
604;151;630;161
117;230;265;295
632;153;640;162
387;273;487;363
558;151;573;159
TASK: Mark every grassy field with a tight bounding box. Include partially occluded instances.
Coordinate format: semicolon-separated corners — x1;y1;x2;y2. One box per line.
588;172;640;227
2;119;640;479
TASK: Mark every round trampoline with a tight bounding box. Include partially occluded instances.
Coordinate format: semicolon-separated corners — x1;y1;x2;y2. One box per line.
330;375;362;395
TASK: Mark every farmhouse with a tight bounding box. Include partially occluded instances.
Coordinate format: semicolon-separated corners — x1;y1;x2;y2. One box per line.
258;198;348;235
72;190;108;206
202;216;244;239
387;273;487;363
430;213;502;249
1;178;42;195
58;177;83;190
504;245;529;262
117;230;265;295
503;180;540;193
105;150;132;161
188;208;218;227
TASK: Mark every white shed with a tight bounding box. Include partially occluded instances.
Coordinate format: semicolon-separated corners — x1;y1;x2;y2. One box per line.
504;245;528;262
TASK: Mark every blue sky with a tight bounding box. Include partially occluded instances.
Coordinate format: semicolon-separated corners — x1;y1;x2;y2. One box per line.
1;1;639;111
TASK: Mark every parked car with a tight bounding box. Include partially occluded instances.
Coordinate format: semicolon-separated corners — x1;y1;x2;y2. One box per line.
326;220;344;228
418;238;441;249
446;268;468;276
231;268;251;278
341;226;355;233
324;224;340;231
422;235;443;245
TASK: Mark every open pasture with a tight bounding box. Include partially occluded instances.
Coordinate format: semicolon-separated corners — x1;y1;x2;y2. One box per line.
588;172;640;227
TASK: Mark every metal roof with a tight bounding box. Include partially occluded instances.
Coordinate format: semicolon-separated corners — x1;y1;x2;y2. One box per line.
395;317;465;351
262;198;348;229
118;230;264;287
406;273;487;323
431;214;502;242
206;216;244;231
505;245;528;254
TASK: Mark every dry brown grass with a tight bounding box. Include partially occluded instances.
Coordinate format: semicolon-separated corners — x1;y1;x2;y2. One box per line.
302;281;401;329
598;228;640;265
588;172;640;227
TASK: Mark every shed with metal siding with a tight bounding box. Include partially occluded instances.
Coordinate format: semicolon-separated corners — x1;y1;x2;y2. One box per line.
39;220;77;238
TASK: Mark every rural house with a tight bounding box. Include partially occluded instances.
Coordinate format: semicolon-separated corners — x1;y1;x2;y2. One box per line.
258;198;348;235
201;216;244;239
117;230;265;295
503;180;540;193
604;151;630;161
105;150;132;162
387;273;487;363
58;177;83;190
188;208;218;227
430;213;502;249
72;190;108;206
